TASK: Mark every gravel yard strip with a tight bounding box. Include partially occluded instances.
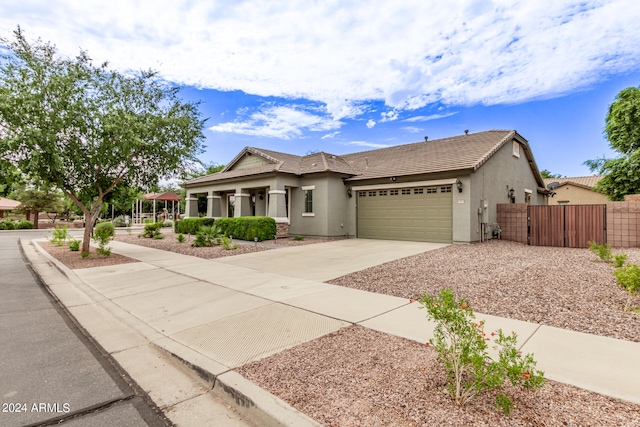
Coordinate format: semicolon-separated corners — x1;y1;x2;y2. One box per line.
329;240;640;342
237;325;640;427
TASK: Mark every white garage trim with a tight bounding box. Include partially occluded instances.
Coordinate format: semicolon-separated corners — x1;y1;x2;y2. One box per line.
351;178;457;191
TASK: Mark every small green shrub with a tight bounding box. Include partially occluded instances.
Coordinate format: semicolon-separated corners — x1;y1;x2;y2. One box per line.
152;233;164;240
176;233;185;243
193;225;222;247
613;263;640;312
16;220;33;229
141;222;163;238
93;222;115;256
81;251;90;259
419;289;545;415
588;241;612;263
221;235;240;250
51;225;71;246
174;218;215;235
0;220;16;230
143;218;155;224
613;253;628;268
293;235;306;241
112;215;126;227
69;239;80;251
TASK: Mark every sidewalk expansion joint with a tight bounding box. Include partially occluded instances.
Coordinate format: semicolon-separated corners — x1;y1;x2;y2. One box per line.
355;301;412;325
517;323;542;351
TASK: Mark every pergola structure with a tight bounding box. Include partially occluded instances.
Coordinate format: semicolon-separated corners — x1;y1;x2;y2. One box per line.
133;192;183;224
0;197;21;218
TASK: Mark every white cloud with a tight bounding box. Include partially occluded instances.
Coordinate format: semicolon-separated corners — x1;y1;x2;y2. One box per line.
321;131;340;140
404;112;459;122
380;110;399;122
366;119;376;129
401;126;423;133
209;105;342;139
2;0;639;114
347;141;391;149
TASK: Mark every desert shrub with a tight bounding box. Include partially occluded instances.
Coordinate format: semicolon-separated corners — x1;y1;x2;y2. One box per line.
140;222;163;238
193;225;223;247
152;233;164;240
613;263;640;312
419;289;545;415
0;220;16;230
81;251;90;258
112;215;126;227
51;225;70;246
613;253;628;268
176;233;185;243
293;235;306;241
69;239;80;251
215;216;275;241
16;220;33;229
174;218;215;235
221;234;240;250
588;241;612;263
93;222;115;256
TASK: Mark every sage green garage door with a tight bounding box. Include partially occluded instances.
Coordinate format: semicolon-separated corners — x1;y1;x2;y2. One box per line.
357;186;453;243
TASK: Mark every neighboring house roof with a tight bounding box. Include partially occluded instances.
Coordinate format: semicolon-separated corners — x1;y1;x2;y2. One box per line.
143;192;183;201
184;130;545;188
543;176;603;190
0;197;21;210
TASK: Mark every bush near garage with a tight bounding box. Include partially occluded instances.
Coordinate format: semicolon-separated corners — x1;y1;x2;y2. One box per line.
174;218;215;235
215;216;276;241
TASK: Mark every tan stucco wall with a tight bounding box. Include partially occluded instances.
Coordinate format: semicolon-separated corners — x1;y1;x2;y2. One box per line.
547;184;609;205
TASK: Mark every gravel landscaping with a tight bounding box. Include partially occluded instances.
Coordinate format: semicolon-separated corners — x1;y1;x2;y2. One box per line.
37;241;139;269
329;240;640;342
238;325;640;426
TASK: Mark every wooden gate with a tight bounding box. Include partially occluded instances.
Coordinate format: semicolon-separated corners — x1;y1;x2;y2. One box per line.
528;205;606;248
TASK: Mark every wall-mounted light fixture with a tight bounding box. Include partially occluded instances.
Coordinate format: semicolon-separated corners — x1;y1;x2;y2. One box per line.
390;176;397;182
347;188;352;198
456;179;463;193
258;191;264;200
508;187;515;201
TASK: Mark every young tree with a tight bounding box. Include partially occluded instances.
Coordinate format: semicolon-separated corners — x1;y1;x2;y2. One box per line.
12;184;63;229
540;169;562;179
585;86;640;200
0;28;205;252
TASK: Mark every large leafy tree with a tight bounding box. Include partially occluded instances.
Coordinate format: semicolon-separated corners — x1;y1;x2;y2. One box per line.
0;28;205;252
585;86;640;200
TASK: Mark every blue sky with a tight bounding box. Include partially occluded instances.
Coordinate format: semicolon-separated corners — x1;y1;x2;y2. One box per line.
2;0;640;178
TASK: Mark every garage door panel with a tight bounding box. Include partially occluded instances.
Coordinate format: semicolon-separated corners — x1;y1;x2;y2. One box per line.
357;186;452;243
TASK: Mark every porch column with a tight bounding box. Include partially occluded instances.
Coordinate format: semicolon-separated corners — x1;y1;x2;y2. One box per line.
234;190;252;217
209;193;222;218
185;196;198;218
268;188;288;222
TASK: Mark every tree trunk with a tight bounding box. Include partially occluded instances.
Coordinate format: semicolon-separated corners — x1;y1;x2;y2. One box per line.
33;211;39;229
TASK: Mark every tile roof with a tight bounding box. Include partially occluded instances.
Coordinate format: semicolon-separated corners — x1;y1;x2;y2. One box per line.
184;130;541;187
543;176;603;190
342;130;517;181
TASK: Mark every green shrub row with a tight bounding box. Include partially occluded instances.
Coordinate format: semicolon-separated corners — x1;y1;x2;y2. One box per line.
174;218;215;235
0;219;34;230
215;216;276;241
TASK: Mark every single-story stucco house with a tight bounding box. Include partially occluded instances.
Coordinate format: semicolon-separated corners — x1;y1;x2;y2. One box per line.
543;176;609;205
183;129;550;243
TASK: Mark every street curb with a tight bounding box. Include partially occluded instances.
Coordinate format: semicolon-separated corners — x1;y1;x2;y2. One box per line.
154;341;321;427
28;237;321;427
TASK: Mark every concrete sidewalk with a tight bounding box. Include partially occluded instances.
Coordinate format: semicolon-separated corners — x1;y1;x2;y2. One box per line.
26;238;640;426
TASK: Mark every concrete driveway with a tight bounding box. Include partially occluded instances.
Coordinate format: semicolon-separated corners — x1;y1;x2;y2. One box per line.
217;238;449;281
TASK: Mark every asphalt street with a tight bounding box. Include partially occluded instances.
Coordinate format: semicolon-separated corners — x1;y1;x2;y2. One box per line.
0;230;171;427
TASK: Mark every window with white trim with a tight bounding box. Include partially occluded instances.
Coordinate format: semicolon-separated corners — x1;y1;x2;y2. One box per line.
401;189;411;195
390;189;399;195
379;190;387;196
368;191;376;197
426;187;437;194
512;141;520;158
440;186;452;193
358;191;366;197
